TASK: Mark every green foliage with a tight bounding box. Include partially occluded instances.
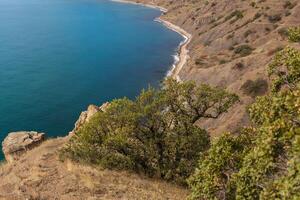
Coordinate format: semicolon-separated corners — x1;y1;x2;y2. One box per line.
61;79;238;184
288;27;300;42
189;47;300;199
268;47;300;92
188;130;254;200
235;84;300;200
261;130;300;200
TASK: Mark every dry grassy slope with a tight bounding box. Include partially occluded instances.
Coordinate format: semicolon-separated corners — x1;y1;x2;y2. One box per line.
133;0;300;136
0;138;188;200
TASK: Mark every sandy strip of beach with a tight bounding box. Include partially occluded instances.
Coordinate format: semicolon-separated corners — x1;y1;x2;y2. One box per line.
110;0;192;81
111;0;168;12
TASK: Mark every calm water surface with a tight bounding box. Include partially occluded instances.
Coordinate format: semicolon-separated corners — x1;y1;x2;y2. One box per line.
0;0;183;159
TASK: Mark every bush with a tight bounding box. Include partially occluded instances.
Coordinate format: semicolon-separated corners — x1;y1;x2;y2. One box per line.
288;26;300;42
224;10;243;22
188;130;254;200
253;12;262;20
61;79;238;184
234;44;254;57
219;59;227;64
195;58;204;65
236;85;300;199
234;62;245;70
268;47;300;92
278;27;289;37
241;78;268;97
268;14;282;23
244;30;254;38
189;47;300;199
283;1;296;9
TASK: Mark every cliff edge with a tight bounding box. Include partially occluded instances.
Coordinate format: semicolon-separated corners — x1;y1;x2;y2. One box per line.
0;103;188;200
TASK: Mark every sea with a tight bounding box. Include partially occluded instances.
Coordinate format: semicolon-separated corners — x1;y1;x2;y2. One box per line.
0;0;183;160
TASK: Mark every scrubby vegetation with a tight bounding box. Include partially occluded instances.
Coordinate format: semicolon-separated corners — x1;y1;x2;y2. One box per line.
189;47;300;199
268;14;282;23
224;10;244;22
283;1;296;9
268;47;300;92
234;44;254;57
61;47;300;199
288;27;300;42
241;78;268;98
188;130;254;200
61;79;238;184
195;58;204;65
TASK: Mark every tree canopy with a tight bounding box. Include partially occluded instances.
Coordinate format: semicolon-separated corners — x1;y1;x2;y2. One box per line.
61;79;238;184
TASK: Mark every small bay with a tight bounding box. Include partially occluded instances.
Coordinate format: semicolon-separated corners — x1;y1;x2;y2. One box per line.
0;0;183;159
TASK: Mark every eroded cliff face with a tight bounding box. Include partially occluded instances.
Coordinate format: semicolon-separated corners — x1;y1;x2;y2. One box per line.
128;0;300;135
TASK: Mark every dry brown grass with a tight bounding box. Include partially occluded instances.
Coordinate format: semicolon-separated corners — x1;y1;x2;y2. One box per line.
0;138;188;200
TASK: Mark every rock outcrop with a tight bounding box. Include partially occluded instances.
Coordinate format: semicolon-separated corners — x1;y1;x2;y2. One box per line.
2;131;45;163
69;102;110;136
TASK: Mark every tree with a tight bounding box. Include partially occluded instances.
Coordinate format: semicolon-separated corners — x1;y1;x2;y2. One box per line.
61;79;238;184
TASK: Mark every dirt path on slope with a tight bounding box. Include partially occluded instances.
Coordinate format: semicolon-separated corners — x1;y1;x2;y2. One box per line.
0;138;188;200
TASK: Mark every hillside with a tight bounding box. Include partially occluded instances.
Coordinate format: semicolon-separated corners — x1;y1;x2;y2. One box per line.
0;0;299;199
127;0;300;135
0;137;188;200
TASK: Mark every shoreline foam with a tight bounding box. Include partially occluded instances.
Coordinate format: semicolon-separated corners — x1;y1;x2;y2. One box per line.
110;0;192;81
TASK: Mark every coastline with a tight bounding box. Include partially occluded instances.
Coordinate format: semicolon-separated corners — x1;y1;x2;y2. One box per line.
110;0;192;81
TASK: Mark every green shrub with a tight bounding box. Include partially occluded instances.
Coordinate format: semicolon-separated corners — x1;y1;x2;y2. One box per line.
288;26;300;42
235;85;300;199
241;78;268;98
61;79;238;184
268;47;300;92
189;47;300;199
188;130;254;200
234;44;254;57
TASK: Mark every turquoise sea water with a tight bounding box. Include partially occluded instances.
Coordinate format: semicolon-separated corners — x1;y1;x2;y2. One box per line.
0;0;183;159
